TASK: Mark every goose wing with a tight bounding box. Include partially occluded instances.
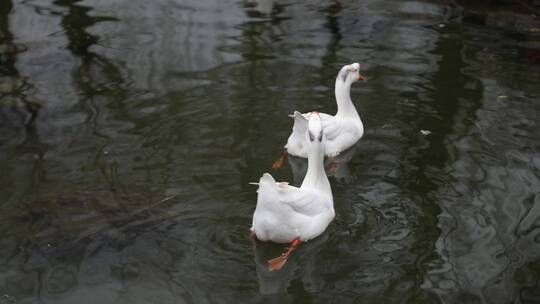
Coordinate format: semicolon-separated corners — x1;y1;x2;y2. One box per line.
255;173;329;217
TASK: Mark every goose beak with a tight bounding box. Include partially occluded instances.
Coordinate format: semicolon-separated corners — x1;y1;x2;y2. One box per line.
358;74;365;81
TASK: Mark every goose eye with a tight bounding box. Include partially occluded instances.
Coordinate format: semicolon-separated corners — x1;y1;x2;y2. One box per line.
318;130;323;142
308;131;315;142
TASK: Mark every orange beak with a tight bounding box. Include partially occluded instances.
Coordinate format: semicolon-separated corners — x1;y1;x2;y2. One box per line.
358;74;365;81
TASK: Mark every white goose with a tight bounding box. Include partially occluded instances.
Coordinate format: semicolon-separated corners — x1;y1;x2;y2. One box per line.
277;63;365;164
251;112;334;271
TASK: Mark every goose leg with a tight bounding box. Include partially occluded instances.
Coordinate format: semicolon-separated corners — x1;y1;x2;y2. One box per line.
267;237;301;271
271;151;288;170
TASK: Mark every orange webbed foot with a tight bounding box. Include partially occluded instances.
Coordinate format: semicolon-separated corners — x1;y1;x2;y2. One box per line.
268;254;288;271
271;152;287;170
266;238;301;271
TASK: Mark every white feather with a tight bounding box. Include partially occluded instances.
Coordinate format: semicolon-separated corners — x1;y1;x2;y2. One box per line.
284;63;365;157
252;114;334;243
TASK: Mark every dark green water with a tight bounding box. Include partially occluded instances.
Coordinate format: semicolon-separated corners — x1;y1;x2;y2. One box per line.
1;0;540;303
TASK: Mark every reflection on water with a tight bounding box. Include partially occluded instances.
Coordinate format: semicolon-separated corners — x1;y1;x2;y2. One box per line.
0;0;539;303
253;234;329;295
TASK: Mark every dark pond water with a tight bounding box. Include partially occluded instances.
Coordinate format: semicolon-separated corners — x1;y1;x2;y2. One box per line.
1;0;540;303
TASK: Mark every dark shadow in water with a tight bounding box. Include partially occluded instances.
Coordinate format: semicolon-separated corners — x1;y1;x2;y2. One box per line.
0;1;28;75
394;26;484;301
0;0;44;202
240;0;286;60
54;0;117;57
0;0;39;142
0;0;17;76
242;0;288;24
234;1;291;186
54;0;130;190
399;34;482;192
319;0;343;81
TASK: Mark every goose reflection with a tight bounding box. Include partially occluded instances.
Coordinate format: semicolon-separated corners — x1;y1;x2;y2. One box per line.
287;141;362;185
252;233;328;295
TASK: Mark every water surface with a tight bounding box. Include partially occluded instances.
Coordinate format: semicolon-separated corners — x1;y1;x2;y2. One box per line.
1;0;539;303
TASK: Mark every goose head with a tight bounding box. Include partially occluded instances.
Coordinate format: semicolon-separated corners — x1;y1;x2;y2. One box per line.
307;111;325;159
336;62;365;85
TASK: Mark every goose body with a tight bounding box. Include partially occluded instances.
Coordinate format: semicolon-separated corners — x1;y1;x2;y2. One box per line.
251;113;334;244
285;63;365;157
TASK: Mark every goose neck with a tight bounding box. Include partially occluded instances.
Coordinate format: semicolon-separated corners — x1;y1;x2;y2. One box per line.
301;148;331;195
335;80;359;119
